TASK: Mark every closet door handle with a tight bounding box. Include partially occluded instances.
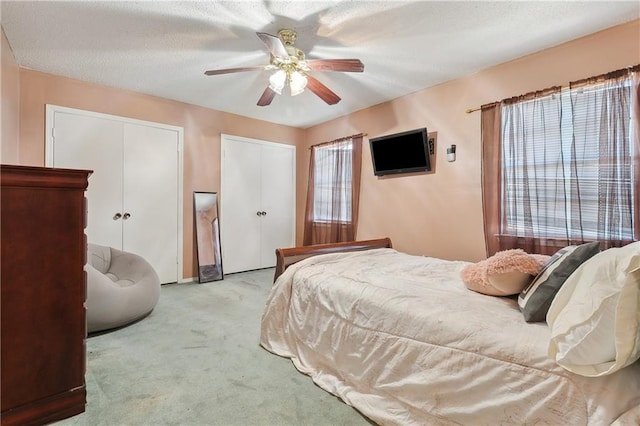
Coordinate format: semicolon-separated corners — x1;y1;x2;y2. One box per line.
261;211;267;216
113;213;122;220
123;212;131;220
256;211;262;216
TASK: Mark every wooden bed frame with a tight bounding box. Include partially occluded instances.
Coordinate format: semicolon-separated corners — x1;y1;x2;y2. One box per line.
273;237;393;282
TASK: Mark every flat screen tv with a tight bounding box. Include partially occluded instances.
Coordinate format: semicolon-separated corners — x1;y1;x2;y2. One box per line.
369;128;431;176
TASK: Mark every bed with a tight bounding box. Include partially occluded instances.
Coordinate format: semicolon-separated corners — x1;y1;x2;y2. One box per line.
260;238;640;425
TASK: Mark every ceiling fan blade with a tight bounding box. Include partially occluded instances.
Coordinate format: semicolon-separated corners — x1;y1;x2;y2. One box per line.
257;86;277;107
305;59;364;73
305;75;341;105
204;66;265;76
256;32;289;58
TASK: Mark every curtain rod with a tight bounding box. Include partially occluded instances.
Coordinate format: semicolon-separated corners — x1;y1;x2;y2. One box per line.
310;133;367;149
465;64;639;114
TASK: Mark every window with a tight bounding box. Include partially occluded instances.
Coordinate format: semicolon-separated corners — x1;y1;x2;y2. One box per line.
500;71;636;247
303;134;363;246
313;141;353;223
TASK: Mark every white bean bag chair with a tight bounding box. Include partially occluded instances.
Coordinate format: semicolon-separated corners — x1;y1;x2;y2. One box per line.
86;244;160;333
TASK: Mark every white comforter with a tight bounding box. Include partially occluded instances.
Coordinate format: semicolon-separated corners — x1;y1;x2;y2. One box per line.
260;249;640;425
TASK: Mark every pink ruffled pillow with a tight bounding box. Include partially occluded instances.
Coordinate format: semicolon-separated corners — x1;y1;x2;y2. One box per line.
461;249;548;296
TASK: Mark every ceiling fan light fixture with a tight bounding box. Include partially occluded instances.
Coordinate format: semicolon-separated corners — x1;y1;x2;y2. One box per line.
268;69;286;95
289;71;308;96
205;30;362;106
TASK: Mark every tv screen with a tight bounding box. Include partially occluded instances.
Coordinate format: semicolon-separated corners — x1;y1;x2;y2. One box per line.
369;128;431;176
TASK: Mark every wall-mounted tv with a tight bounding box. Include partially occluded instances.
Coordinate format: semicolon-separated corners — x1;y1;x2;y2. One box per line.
369;128;431;176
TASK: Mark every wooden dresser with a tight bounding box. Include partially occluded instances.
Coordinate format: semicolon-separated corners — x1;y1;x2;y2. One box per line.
1;165;91;425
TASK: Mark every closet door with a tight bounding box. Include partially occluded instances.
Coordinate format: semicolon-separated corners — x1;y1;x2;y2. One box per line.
221;139;263;273
52;112;124;249
221;135;295;274
123;123;179;283
259;144;295;268
47;106;181;284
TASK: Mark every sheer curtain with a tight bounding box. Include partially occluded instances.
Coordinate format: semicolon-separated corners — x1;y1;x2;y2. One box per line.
482;87;565;255
569;68;639;248
303;135;362;245
482;65;639;256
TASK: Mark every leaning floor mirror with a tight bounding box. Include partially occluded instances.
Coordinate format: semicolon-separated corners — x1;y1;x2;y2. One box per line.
194;191;223;283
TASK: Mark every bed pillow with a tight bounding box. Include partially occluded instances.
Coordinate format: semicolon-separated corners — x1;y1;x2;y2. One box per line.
518;241;600;322
461;249;543;296
546;242;640;377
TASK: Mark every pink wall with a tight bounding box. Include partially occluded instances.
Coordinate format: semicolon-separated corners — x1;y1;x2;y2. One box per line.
17;69;304;279
303;20;640;262
1;28;20;164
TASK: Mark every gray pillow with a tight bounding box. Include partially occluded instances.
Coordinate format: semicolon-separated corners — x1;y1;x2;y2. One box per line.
518;241;600;322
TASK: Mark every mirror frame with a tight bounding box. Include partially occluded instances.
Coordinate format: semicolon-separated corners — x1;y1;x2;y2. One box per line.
193;191;223;283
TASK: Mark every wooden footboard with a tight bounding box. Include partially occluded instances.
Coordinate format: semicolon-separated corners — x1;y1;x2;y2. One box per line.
273;237;393;282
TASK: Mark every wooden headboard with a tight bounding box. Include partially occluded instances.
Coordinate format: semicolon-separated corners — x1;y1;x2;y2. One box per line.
273;237;393;282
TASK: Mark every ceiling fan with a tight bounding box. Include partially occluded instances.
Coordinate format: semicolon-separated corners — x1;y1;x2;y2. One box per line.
204;29;364;107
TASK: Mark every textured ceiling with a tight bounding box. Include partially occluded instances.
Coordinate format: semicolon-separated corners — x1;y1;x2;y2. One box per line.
2;1;638;128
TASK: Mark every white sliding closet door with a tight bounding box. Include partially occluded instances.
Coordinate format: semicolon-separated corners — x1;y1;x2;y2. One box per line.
221;135;295;274
47;105;182;284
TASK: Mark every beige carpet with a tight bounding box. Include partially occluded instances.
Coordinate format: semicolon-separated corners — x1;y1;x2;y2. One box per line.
55;268;371;426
